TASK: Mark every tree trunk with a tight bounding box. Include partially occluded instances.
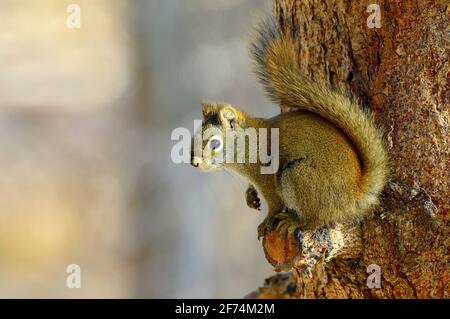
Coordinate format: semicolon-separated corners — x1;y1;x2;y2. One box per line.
249;0;449;299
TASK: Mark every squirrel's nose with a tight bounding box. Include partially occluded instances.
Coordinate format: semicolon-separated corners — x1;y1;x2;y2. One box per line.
191;157;202;168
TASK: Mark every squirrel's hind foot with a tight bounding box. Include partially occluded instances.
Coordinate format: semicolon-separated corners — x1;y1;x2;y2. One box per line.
257;215;277;240
257;209;304;244
273;210;304;242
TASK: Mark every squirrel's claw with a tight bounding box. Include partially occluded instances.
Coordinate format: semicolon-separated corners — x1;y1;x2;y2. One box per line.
257;211;304;244
274;212;303;242
257;219;270;240
246;186;261;211
257;215;279;240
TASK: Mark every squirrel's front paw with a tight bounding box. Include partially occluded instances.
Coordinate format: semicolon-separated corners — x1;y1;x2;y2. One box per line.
245;185;261;211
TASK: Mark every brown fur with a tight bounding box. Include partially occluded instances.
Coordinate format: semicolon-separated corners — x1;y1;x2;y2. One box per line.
192;18;389;232
248;18;389;227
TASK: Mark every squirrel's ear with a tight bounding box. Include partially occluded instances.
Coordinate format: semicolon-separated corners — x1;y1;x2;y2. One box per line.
218;105;237;129
202;102;217;118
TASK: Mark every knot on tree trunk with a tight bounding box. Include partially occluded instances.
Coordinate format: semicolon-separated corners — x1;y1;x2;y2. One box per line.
263;223;363;272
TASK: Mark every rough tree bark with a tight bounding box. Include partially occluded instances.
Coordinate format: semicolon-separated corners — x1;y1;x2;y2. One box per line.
248;0;449;299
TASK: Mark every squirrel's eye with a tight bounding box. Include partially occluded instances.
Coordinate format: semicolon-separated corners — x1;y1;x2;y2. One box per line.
209;136;222;151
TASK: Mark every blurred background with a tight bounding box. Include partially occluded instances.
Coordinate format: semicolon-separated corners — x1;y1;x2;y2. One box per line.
0;0;280;298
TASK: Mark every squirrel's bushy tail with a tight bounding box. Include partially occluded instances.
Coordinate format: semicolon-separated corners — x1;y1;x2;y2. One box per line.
251;17;388;209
